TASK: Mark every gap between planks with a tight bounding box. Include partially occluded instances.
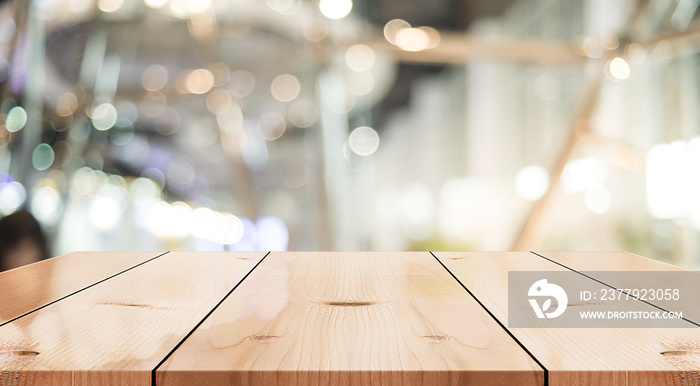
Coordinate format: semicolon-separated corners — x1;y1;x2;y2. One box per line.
0;251;169;329
429;251;550;386
150;251;271;386
529;251;700;328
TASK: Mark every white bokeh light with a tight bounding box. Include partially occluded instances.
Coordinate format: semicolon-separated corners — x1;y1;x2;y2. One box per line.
5;106;27;132
144;0;167;8
395;28;430;51
89;195;121;231
91;103;118;131
345;44;375;72
221;213;244;245
515;165;550;201
561;157;607;194
191;207;218;240
256;216;289;251
0;181;26;215
348;126;380;156
398;183;434;240
319;0;352;19
606;57;630;81
270;74;301;102
647;141;688;219
31;186;62;226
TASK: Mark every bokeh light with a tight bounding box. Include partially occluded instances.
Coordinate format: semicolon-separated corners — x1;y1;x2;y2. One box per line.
186;69;215;94
190;207;215;240
0;181;26;215
319;0;352;20
186;0;211;14
647;141;687;219
418;26;441;49
399;183;434;240
206;89;233;115
5;106;27;133
169;202;193;237
627;43;647;63
141;64;169;91
221;213;244;245
271;74;301;102
256;216;289;250
129;177;162;197
1;0;697;265
91;103;118;130
561;157;607;194
57;92;79;115
345;44;375;72
515;165;550;201
31;186;62;226
348;126;380;156
144;0;167;8
267;0;299;14
71;167;99;195
32;144;55;171
606;57;631;81
89;192;122;232
384;19;411;45
257;112;287;140
395;28;430;52
98;0;125;13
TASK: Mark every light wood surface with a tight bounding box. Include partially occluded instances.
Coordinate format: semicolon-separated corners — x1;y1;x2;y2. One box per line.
535;251;700;325
156;252;544;386
1;251;696;385
0;251;265;385
533;251;687;272
0;251;166;325
435;251;700;386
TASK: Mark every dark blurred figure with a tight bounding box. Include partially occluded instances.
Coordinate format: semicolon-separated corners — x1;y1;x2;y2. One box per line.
0;210;48;271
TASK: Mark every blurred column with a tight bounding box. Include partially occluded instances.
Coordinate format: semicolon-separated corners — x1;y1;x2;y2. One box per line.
318;69;355;250
15;0;45;191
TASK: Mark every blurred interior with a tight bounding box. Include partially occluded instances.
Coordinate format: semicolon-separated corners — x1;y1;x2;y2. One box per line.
1;0;699;269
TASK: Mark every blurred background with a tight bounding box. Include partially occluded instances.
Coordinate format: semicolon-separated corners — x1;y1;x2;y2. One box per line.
1;0;700;269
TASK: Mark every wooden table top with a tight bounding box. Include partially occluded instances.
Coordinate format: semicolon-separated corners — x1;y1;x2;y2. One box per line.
0;251;698;385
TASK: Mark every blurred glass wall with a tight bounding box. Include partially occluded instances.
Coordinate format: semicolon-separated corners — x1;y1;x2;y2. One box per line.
1;0;699;269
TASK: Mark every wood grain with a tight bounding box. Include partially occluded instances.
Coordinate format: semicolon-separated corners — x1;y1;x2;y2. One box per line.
157;252;544;386
0;251;165;325
435;251;700;386
0;251;266;385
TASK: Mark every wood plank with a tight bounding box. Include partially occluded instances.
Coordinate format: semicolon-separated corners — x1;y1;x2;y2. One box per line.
534;251;700;325
435;251;700;386
0;251;166;325
533;251;687;272
157;251;544;386
0;251;266;385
